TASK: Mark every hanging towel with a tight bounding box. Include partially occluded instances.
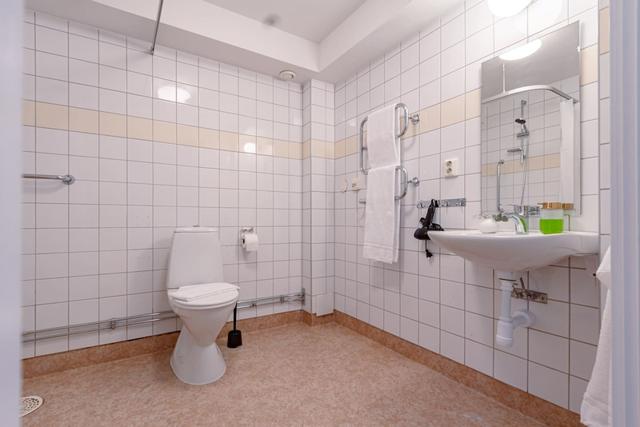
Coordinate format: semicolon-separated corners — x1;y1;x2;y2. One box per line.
363;165;400;263
363;105;401;264
560;99;576;202
365;104;399;169
581;247;612;427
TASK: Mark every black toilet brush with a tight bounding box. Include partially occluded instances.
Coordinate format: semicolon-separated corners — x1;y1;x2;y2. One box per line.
227;303;242;348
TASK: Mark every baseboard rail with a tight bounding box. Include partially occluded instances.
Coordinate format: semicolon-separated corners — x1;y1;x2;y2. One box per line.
23;290;305;343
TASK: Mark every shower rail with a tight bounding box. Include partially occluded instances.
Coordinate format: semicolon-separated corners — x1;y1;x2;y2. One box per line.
22;173;75;185
358;103;419;202
149;0;165;54
22;290;305;343
481;84;578;104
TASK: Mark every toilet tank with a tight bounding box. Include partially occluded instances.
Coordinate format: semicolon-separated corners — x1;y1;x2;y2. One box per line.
166;227;225;289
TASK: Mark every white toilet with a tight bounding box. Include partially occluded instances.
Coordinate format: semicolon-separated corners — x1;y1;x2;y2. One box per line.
166;227;239;385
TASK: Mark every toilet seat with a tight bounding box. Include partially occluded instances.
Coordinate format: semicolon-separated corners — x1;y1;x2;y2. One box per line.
168;282;239;310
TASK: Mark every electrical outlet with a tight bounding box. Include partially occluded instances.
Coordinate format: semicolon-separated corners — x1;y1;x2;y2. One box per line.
443;158;459;177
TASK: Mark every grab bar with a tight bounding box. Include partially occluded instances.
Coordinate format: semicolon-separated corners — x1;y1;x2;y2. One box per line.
22;289;305;343
359;103;409;175
22;173;75;185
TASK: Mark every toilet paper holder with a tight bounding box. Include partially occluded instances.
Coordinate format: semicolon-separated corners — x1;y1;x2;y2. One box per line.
240;227;254;236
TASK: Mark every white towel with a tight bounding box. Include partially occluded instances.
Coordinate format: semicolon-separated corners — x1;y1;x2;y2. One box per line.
581;247;612;426
363;105;401;264
172;283;238;302
366;104;399;169
363;165;400;263
560;99;576;202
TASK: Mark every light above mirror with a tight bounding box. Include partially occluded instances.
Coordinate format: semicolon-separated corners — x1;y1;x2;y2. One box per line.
488;0;532;17
499;39;542;61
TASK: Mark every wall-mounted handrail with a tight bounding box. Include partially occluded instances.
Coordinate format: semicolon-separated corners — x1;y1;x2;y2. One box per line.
481;84;578;104
22;174;75;185
22;290;305;343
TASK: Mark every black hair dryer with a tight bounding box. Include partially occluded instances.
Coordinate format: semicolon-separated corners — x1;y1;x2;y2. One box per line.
413;199;443;258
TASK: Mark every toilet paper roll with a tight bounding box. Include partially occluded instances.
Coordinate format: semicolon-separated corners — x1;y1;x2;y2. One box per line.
241;232;259;251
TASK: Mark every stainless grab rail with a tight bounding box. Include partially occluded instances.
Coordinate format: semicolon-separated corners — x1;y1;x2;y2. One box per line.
22;290;305;343
22;173;75;185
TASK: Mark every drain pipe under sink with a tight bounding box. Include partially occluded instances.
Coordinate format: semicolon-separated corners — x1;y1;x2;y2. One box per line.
496;272;535;347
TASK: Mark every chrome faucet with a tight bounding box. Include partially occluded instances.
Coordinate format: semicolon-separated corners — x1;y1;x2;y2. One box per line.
494;205;540;234
507;211;528;234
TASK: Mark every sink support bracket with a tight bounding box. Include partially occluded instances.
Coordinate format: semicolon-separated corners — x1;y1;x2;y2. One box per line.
511;278;548;304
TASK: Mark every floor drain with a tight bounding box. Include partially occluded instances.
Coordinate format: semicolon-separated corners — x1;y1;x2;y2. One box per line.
21;396;43;417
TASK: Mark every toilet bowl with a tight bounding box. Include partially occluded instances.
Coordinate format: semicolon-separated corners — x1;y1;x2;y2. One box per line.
166;227;239;385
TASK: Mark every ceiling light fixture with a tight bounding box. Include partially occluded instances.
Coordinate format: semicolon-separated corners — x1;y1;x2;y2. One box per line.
157;86;192;103
487;0;532;18
499;39;542;61
278;70;296;81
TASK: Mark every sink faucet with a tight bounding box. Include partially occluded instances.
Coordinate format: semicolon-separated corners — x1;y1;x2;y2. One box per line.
507;211;528;234
494;205;540;234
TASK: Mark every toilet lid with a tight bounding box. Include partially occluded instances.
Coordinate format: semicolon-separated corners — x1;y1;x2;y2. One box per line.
169;282;239;309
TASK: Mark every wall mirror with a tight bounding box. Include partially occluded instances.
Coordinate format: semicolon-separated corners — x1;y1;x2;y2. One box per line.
480;22;581;216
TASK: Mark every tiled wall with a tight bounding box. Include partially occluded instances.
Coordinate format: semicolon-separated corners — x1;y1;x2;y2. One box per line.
302;80;336;315
20;0;611;413
333;0;607;412
21;10;305;357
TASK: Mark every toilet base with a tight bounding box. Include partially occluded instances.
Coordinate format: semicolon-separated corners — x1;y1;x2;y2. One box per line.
170;327;226;385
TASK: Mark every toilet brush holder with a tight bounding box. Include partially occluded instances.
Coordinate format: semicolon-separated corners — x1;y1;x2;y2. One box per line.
227;304;242;348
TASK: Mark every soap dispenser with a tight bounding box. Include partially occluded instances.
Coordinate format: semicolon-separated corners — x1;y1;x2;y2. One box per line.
538;202;564;234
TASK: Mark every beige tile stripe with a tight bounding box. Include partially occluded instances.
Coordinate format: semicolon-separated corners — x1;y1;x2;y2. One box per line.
481;153;561;176
334;89;481;160
21;87;482;162
23;100;303;160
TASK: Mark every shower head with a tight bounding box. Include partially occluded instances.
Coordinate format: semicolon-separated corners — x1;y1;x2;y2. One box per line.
515;117;529;138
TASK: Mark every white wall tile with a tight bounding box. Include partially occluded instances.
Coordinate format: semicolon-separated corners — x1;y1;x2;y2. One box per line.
35;26;68;56
528;362;569;408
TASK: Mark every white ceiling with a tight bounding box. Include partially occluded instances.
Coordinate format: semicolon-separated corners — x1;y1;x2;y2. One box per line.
26;0;464;83
203;0;367;42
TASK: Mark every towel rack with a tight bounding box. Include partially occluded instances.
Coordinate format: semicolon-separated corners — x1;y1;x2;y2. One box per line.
358;103;419;202
22;173;75;185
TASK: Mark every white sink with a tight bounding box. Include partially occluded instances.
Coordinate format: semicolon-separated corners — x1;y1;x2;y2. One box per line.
428;230;599;272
